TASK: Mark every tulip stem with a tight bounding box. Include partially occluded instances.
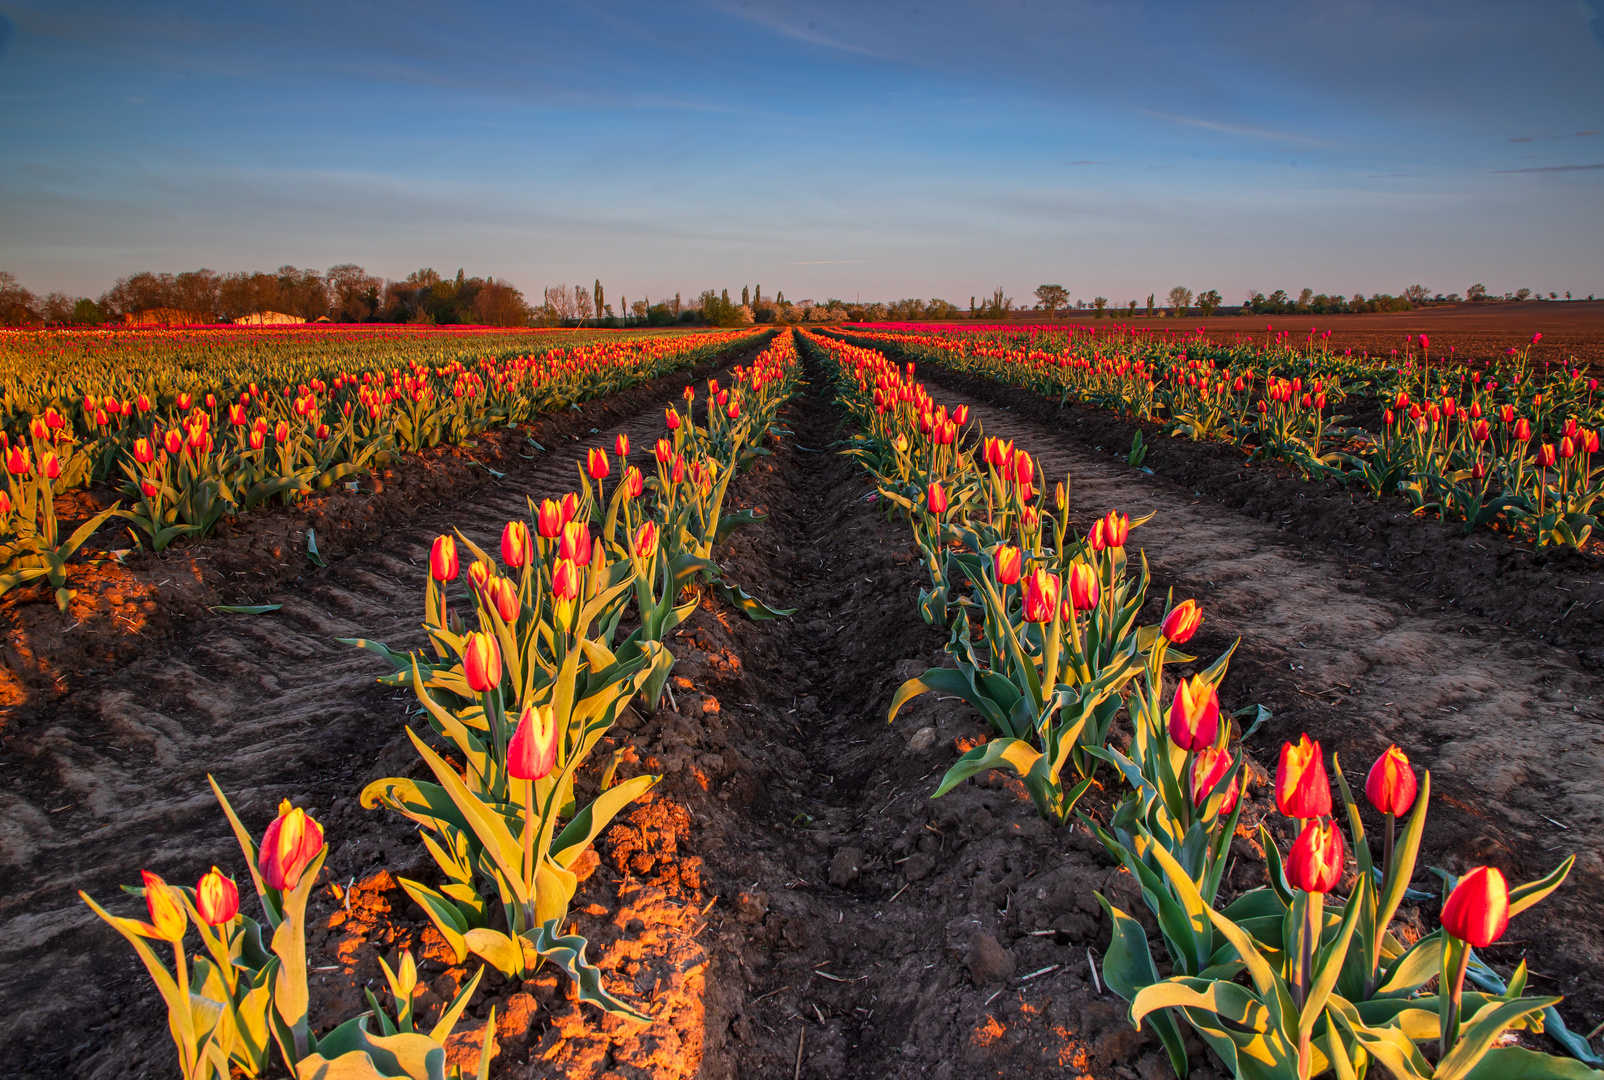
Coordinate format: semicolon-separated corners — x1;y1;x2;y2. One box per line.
1442;942;1470;1061
522;777;536;932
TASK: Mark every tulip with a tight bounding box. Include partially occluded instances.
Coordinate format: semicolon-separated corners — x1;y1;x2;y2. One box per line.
1161;599;1203;643
1276;734;1332;819
1023;569;1059;623
463;632;502;692
587;448;610;480
139;870;188;941
1365;745;1416;816
993;545;1022;586
559;520;593;566
1013;451;1035;489
1286;819;1345;894
654;438;674;464
1514;418;1532;441
1169;675;1219;751
134;437;156;464
623;466;644;498
926;482;949;514
1440;865;1509;948
164;429;184;455
552;559;581;617
1067;562;1099;609
508;704;558;781
501;521;532;568
633;520;658;560
615;433;630;459
141;479;159;498
430;535;459;582
0;491;9;514
665;407;681;430
1190;747;1239;814
1088;518;1107;551
1538;443;1557;466
491;577;520;622
259;803;325;891
42;453;60;480
195;867;240;925
560;492;580;524
536;498;564;538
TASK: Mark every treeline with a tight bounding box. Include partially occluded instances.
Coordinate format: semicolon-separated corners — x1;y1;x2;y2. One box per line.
0;265;534;327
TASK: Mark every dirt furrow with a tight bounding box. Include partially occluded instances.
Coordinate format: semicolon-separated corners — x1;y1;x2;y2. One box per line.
922;377;1604;1031
0;343;766;1079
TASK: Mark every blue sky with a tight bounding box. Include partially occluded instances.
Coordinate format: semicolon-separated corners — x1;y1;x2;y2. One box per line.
1;0;1601;306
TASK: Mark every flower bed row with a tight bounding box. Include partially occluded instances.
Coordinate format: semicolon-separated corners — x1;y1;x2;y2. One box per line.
799;328;1596;1080
828;324;1604;551
1;328;769;608
75;332;805;1080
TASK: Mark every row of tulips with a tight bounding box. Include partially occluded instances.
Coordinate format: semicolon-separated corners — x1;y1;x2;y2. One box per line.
802;329;1596;1080
1;328;767;608
828;324;1604;549
75;333;804;1079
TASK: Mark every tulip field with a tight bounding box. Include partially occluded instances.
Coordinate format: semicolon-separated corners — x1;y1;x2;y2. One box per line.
3;312;1604;1080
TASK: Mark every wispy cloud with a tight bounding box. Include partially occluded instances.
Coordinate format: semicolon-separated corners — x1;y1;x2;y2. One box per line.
1490;163;1604;173
1137;109;1319;144
1508;131;1600;143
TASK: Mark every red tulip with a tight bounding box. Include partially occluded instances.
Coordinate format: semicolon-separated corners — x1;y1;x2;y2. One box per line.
42;453;60;480
430;535;459;582
664;407;681;430
1286;819;1345;894
654;437;674;464
508;704;558;781
1418;334;1429;350
1012;451;1035;489
536;498;564;538
1169;675;1219;751
195;867;240;925
259;804;325;891
633;520;658;559
993;545;1022;585
926;482;948;514
622;466;644;498
141;479;159;498
1023;569;1059;623
1191;747;1239;813
463;632;502;692
1161;599;1203;643
559;521;592;566
1067;562;1099;609
1538;443;1557;466
1514;418;1532;441
501;521;532;568
1365;745;1417;816
1440;866;1510;947
615;433;630;459
491;577;520;622
139;870;188;941
1531;332;1542;345
133;437;155;464
560;492;580;524
1276;734;1333;819
586;447;610;480
552;558;581;602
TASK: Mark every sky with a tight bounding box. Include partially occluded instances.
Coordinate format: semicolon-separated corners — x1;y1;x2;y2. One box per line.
1;0;1602;308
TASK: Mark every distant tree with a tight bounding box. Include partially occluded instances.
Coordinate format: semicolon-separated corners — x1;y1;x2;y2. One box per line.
0;272;38;325
741;285;750;307
1566;291;1572;300
1167;286;1193;316
38;292;76;324
1197;289;1222;316
593;280;604;325
72;297;104;325
986;288;1012;319
1034;284;1069;317
1402;284;1431;304
327;263;382;321
1296;288;1314;310
1467;283;1488;301
1549;292;1558;301
472;279;532;326
970;296;977;316
1515;288;1532;301
1146;294;1155;318
673;293;682;317
575;285;594;321
1092;296;1108;318
631;299;649;320
1127;299;1138;318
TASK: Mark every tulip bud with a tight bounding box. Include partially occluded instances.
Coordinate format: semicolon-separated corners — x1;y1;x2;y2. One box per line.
1560;437;1575;459
430;535;459;581
1066;562;1099;610
1102;510;1130;546
559;520;593;566
1365;745;1417;816
1012;451;1035;489
536;498;564;538
1514;418;1531;441
1055;481;1067;512
993;545;1022;586
1538;443;1557;467
1276;734;1333;819
587;447;610;480
508;704;559;781
1161;599;1203;643
501;521;532;568
463;632;502;692
139;870;188;941
1169;675;1220;751
134;437;155;464
633;520;658;560
926;482;948;515
1190;747;1238;813
1440;866;1510;947
654;438;674;464
259;803;325;891
552;558;581;602
665;407;681;430
1023;569;1059;624
42;453;60;480
623;466;644;498
491;577;520;622
615;433;630;459
560;492;580;524
195;867;240;925
1286;819;1345;894
141;479;159;498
